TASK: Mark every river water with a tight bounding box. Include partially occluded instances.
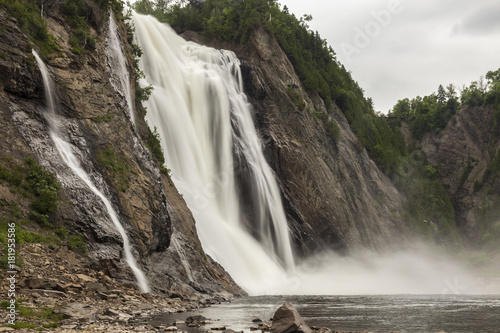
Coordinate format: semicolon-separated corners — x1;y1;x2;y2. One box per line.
150;295;500;333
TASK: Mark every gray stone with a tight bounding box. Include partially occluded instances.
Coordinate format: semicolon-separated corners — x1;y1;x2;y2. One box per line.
186;315;210;323
86;281;107;292
271;303;311;333
57;303;100;322
104;308;121;317
210;326;226;331
25;277;58;290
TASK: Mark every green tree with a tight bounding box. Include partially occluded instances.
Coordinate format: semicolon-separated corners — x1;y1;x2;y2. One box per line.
446;83;457;100
437;84;446;104
461;81;485;106
392;98;411;118
485;68;500;104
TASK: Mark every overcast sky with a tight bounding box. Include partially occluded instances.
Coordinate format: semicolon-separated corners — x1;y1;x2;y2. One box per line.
283;0;500;113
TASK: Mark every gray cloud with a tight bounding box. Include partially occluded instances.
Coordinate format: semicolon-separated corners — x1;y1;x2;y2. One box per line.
453;2;500;36
284;0;500;112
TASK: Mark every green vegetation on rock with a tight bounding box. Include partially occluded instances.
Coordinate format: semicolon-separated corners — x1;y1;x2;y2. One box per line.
0;156;87;269
97;145;134;192
1;301;63;329
59;0;121;55
0;0;59;56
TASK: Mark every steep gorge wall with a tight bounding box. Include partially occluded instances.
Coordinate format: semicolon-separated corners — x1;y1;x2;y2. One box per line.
421;104;500;247
0;7;242;297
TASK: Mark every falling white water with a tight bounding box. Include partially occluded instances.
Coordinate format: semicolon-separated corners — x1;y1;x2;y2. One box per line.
32;50;149;293
106;12;135;124
132;12;294;294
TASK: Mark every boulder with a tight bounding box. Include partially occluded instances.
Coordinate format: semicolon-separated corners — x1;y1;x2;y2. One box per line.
186;315;211;323
271;303;311;333
57;303;99;322
104;308;121;317
86;281;107;292
210;326;226;331
76;274;97;283
24;277;59;290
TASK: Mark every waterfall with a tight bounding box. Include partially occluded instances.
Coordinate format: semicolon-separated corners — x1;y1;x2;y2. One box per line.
132;12;295;294
106;12;135;124
32;50;150;293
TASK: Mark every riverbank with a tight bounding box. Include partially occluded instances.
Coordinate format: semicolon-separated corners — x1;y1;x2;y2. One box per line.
0;243;231;332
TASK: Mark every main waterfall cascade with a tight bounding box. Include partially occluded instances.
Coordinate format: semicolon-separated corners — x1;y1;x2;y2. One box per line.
132;12;295;294
32;51;150;293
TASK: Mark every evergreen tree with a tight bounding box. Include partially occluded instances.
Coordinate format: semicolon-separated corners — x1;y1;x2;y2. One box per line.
437;84;446;104
446;83;457;101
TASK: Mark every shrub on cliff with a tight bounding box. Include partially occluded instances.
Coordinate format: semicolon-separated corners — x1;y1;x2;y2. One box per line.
25;157;60;215
0;0;59;55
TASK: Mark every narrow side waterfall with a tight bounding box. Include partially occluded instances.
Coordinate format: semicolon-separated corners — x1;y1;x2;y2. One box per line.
106;13;135;124
32;50;149;293
132;12;295;294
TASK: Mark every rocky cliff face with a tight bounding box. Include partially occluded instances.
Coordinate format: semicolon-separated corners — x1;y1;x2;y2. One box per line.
0;7;243;297
421;104;500;246
182;27;410;257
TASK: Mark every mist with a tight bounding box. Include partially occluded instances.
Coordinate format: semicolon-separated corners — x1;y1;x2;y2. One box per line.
256;243;500;296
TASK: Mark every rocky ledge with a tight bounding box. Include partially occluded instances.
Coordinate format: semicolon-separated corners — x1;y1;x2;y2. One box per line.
0;243;230;332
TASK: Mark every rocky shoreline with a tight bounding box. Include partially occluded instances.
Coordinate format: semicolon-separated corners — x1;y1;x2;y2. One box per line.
0;243;393;333
0;243;230;332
